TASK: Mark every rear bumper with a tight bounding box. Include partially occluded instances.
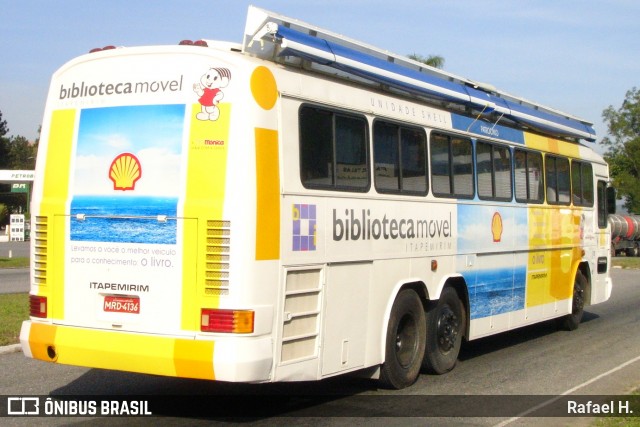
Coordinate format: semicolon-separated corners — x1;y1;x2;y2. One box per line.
20;321;273;382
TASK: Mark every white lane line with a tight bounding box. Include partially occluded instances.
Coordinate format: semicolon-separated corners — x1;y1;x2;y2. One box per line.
493;354;640;427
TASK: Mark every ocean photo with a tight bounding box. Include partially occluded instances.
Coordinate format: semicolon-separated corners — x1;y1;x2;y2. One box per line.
467;266;526;319
70;195;178;244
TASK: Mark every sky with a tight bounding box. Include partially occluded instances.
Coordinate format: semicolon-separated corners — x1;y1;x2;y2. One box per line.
1;0;639;154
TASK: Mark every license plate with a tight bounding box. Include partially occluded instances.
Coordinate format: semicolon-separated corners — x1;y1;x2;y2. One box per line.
103;296;140;314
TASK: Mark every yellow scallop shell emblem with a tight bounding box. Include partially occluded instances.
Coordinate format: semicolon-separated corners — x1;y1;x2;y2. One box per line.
109;153;142;191
491;212;503;243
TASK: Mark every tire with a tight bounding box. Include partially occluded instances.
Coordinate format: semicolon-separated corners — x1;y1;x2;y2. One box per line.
379;289;426;389
559;270;587;331
422;287;465;375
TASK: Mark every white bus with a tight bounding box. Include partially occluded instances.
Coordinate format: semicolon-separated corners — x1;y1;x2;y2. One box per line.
21;7;615;389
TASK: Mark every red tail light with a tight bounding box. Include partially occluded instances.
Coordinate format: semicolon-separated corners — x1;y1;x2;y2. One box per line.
29;295;47;318
201;309;254;333
179;39;208;47
89;45;117;53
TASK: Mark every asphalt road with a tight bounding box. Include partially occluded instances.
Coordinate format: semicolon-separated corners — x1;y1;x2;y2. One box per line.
0;241;30;259
0;269;29;294
1;268;639;426
0;241;30;294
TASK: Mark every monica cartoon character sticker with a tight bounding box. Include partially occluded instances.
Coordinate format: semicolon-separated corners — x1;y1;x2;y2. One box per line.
193;67;231;121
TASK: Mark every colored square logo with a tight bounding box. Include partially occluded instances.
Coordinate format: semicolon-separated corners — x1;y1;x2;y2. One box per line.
292;204;316;251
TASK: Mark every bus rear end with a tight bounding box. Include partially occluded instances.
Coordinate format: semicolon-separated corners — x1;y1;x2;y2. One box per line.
20;42;280;382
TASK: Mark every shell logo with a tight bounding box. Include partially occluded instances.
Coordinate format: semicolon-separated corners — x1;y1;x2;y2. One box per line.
491;212;503;243
109;153;142;191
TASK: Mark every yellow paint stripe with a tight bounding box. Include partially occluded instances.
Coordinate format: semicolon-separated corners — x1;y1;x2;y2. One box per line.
29;322;57;361
28;322;215;379
255;128;280;260
40;109;76;319
526;205;582;307
182;103;232;328
174;339;215;380
524;132;579;157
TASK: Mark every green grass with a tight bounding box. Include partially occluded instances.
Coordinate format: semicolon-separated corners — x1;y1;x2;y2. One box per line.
593;389;640;426
0;257;30;269
612;257;640;269
0;293;28;346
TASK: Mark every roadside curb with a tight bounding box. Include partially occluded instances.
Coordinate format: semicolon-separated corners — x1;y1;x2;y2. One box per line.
0;344;22;355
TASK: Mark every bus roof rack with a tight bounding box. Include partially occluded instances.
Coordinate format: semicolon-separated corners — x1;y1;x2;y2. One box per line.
242;6;596;142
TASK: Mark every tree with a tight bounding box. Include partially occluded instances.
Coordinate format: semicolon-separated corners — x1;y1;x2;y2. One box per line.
0;203;8;227
0;110;37;170
0;111;38;222
8;135;37;170
601;87;640;213
408;53;445;69
0;111;8;136
0;110;9;169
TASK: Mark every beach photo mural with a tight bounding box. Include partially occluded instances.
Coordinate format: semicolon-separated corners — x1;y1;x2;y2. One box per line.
70;104;185;245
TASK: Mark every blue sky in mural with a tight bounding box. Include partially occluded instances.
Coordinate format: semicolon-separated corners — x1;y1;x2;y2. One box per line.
73;105;184;196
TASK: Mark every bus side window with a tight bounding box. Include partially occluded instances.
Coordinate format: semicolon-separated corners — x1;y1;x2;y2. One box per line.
597;180;608;228
299;105;369;191
374;121;400;192
431;132;473;198
477;141;512;201
571;160;594;207
514;148;544;203
300;107;333;186
374;120;428;195
546;155;570;205
431;133;451;195
401;127;428;194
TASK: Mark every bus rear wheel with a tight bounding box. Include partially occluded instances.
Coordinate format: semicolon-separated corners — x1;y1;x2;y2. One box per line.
559;271;587;331
422;287;465;375
379;289;426;389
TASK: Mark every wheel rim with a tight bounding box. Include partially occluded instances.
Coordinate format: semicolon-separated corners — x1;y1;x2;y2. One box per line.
395;313;418;368
436;305;459;353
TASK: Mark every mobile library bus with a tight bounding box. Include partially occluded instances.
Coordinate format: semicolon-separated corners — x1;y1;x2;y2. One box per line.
21;6;614;389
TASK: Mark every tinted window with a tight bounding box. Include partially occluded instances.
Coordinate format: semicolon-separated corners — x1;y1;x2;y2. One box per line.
514;149;544;203
571;160;594;206
597;180;607;228
299;105;369;191
431;132;473;198
477;141;512;201
546;155;570;205
374;121;427;195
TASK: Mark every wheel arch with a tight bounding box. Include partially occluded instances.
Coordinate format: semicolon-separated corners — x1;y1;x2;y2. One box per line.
577;260;592;307
378;279;429;362
435;275;470;341
378;274;471;362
